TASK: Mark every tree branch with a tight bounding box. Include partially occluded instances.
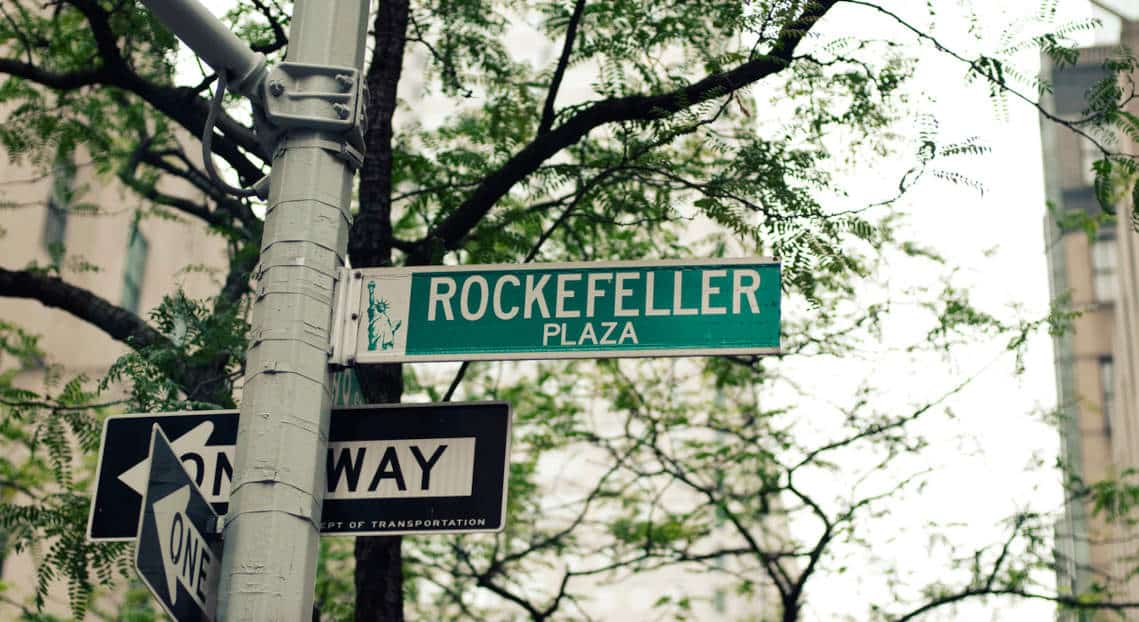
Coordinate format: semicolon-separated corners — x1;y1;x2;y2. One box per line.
895;588;1139;622
248;0;288;54
841;0;1138;160
48;0;267;181
628;420;795;600
119;158;229;233
474;574;545;620
407;0;838;264
790;367;982;474
59;0;124;65
114;77;266;183
0;267;171;352
0;1;37;65
537;0;587;136
0;15;266;183
0;59;108;89
131;142;260;236
0;266;237;404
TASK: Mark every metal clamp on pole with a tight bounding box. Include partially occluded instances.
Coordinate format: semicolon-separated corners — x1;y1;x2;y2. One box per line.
138;0;369;184
262;63;366;170
276;136;365;171
264;63;362;130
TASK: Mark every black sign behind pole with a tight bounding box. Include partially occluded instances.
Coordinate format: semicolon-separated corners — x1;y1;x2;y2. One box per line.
89;402;512;540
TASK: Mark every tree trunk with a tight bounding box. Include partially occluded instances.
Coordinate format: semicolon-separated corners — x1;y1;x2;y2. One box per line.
354;535;404;622
351;362;405;620
349;0;410;618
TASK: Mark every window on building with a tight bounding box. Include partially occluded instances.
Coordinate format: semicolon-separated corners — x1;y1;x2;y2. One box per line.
42;157;75;256
121;223;149;313
711;557;727;612
1079;138;1100;187
1091;236;1118;303
712;588;727;614
1100;357;1114;434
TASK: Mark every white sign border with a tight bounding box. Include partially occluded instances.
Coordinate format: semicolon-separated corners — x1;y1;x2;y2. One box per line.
347;257;782;364
88;402;513;541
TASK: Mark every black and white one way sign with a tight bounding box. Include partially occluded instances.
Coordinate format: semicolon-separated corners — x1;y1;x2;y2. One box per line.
88;402;512;540
135;426;220;622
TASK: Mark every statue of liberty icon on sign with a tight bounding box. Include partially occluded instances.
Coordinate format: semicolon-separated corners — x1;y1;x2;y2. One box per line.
366;281;402;352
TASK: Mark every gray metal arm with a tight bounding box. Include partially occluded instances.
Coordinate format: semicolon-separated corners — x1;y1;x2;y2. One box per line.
137;0;267;101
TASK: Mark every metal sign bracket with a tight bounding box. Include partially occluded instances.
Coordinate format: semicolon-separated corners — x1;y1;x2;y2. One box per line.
329;266;362;366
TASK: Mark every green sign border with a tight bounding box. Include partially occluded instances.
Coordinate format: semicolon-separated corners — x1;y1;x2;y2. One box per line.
344;257;781;364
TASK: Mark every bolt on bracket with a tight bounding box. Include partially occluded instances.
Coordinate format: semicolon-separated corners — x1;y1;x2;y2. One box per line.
263;62;362;131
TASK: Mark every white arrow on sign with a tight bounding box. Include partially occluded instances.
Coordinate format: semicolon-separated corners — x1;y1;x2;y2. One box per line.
119;423;232;503
118;423;476;503
153;484;216;613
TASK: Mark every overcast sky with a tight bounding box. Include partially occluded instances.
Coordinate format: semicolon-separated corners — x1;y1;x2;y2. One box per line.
793;0;1109;619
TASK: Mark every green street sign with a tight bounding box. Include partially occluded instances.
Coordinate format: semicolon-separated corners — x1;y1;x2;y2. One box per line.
333;258;780;364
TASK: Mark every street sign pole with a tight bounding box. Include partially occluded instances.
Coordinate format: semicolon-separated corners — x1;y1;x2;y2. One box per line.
134;0;370;616
215;1;370;618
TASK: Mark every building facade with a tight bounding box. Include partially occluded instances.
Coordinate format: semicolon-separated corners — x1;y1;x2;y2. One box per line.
0;142;229;614
1042;15;1139;619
